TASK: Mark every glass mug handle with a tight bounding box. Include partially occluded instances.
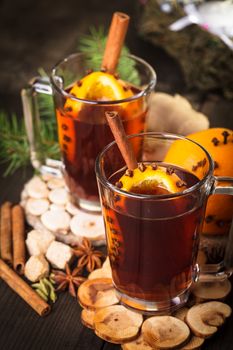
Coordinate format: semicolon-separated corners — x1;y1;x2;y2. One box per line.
198;176;233;282
21;76;62;176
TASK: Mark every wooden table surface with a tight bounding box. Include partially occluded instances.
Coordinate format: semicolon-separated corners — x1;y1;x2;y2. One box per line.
0;1;233;349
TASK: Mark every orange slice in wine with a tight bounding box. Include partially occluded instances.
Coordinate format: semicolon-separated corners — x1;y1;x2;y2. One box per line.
119;164;186;195
65;71;133;116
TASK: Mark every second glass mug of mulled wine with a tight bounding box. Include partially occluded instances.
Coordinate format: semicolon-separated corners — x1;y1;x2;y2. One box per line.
95;132;233;314
21;52;156;212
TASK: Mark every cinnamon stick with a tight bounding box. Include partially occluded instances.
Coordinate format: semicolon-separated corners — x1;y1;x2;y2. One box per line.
105;111;137;170
0;202;13;265
101;12;130;74
12;205;26;275
0;259;50;316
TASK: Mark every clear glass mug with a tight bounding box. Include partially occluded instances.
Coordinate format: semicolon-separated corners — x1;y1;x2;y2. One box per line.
21;52;156;212
95;132;233;314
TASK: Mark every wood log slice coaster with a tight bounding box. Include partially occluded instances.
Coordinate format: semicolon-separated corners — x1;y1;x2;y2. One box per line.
81;308;96;329
142;316;190;349
77;278;119;309
121;334;154;349
88;266;112;280
179;335;205;350
94;305;143;344
88;257;112;280
186;301;232;338
173;307;189;322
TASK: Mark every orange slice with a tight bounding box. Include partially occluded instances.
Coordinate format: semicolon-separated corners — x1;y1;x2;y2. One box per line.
119;164;186;195
65;72;133;116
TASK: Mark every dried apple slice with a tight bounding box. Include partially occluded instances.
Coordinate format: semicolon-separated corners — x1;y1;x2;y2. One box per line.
191;280;231;302
186;301;232;338
41;209;70;234
122;334;154;349
26;176;49;199
47;177;65;189
142;316;190;349
70;210;105;241
81;308;96;329
94;305;143;344
48;188;69;205
77;278;118;310
26;198;49;216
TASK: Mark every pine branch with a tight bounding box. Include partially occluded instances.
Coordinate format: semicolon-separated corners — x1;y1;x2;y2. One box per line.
0;112;30;176
0;25;139;176
0;111;60;176
78;26;140;85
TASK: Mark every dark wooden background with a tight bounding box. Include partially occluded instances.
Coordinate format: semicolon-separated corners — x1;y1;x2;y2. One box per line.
0;0;233;349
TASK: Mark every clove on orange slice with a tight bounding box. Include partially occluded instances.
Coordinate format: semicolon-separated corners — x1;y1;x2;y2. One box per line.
64;71;133;116
119;164;186;195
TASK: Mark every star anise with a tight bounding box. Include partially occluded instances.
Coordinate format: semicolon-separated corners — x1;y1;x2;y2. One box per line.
73;238;105;272
52;263;86;297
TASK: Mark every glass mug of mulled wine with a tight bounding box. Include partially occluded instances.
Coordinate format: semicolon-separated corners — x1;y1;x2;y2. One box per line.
95;132;233;314
21;52;156;212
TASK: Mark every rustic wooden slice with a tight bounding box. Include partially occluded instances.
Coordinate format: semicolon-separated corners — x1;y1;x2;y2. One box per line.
88;267;112;280
173;307;189;322
121;334;154;349
142;316;190;349
186;301;232;338
179;335;204;350
94;305;143;344
81;308;96;329
77;278;119;309
191;280;231;302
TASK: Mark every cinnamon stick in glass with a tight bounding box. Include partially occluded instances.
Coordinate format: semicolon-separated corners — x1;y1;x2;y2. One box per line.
101;12;130;74
0;259;50;316
105;111;137;170
12;205;26;275
0;202;13;265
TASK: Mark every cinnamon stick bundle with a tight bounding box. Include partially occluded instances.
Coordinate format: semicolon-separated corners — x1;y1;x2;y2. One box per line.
12;205;26;274
101;12;130;74
0;202;13;265
0;259;50;316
